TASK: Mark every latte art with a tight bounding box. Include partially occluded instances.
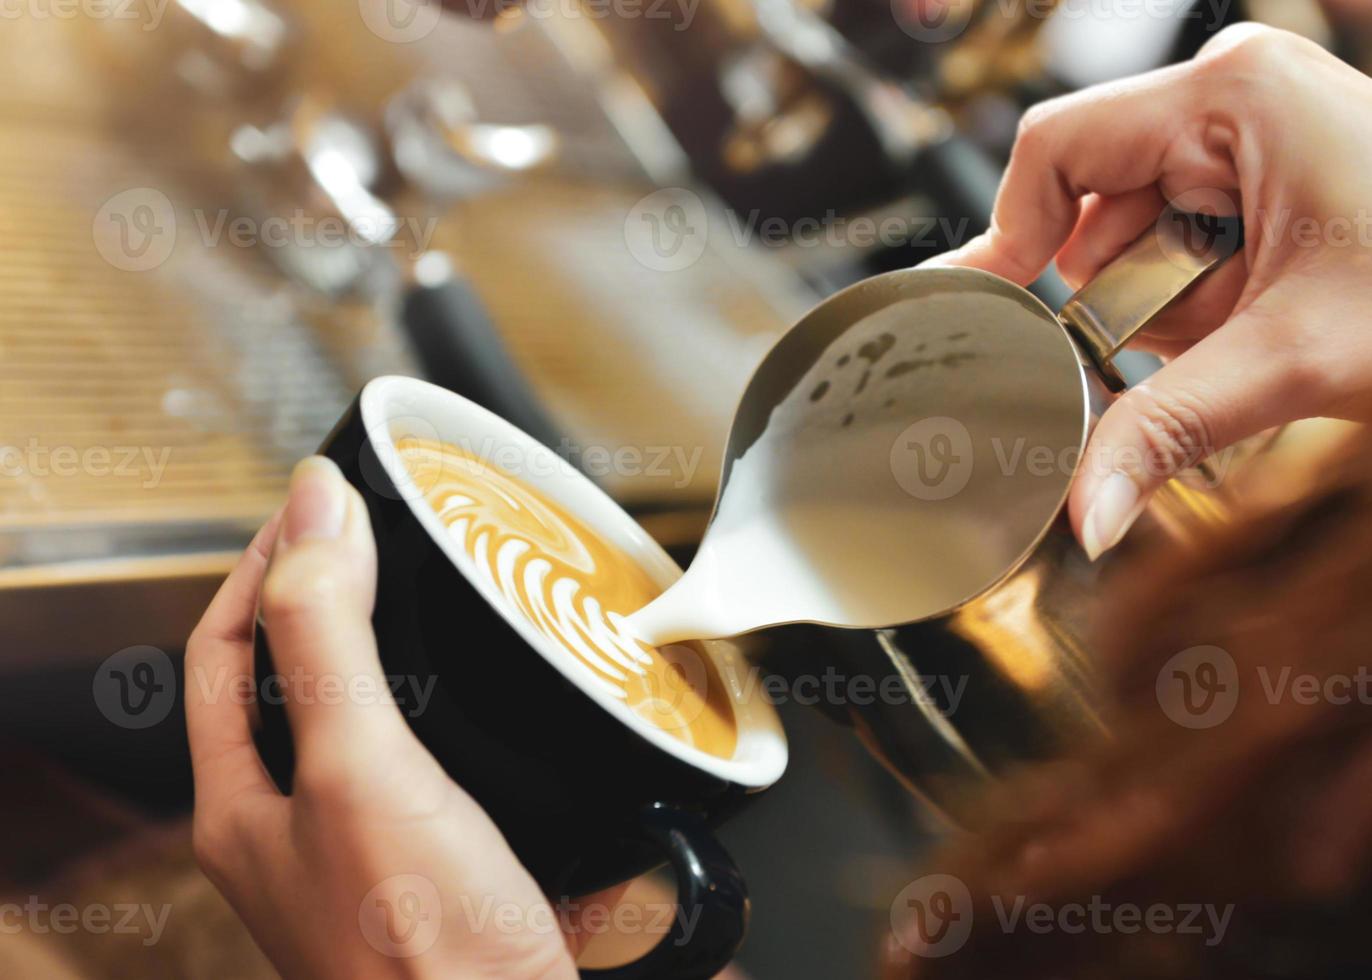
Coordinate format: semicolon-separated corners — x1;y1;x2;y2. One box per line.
398;437;738;758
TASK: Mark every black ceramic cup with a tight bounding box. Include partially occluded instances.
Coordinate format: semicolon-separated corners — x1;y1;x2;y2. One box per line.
254;375;788;980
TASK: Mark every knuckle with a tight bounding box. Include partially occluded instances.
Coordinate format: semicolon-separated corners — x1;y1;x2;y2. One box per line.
1201;23;1292;67
1197;25;1309;99
1121;385;1216;476
1014;100;1060;148
184;621;225;671
259;562;344;628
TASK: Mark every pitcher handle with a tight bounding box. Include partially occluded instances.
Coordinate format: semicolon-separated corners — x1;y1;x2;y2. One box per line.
1058;207;1244;390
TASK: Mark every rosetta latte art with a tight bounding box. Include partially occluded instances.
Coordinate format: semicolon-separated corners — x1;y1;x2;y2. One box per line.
397;436;738;759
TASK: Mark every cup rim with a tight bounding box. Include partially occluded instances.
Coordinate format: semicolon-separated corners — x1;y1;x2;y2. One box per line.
357;375;788;789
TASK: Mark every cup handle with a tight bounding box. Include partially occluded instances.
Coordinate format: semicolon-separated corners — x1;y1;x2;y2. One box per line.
579;804;748;980
1059;208;1245;390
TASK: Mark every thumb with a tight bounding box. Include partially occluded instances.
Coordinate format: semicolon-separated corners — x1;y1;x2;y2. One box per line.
260;457;416;764
1069;312;1322;560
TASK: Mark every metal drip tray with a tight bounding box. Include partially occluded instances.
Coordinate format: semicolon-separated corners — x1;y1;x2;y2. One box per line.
0;122;411;666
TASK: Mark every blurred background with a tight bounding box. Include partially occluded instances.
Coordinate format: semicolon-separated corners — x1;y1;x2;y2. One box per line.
0;0;1369;975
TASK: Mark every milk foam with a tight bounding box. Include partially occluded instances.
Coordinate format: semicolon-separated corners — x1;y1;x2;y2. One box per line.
398;437;738;756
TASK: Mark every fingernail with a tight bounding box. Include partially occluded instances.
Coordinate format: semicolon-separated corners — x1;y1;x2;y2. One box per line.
283;457;348;545
1082;471;1143;562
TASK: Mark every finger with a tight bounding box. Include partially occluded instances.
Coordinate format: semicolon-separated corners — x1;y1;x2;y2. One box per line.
1069;304;1326;559
1123;336;1194;362
186;511;284;810
258;457;414;763
1133;257;1251;342
193;509;283;645
1056;189;1166;290
927;59;1237;286
1055;186;1251;346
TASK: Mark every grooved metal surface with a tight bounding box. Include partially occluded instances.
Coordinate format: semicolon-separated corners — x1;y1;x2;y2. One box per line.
0;123;404;568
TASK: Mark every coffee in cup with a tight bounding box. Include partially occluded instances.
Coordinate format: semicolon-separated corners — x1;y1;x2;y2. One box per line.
396;435;738;759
